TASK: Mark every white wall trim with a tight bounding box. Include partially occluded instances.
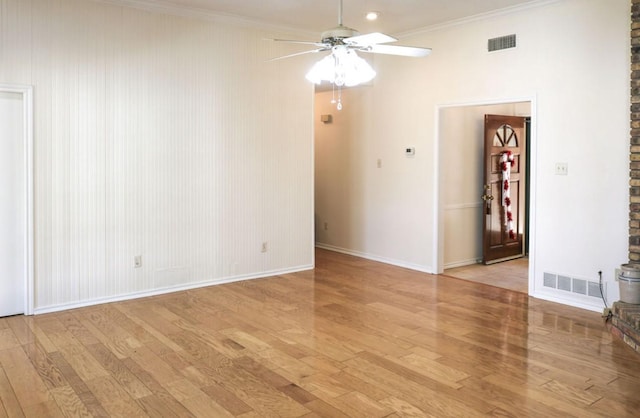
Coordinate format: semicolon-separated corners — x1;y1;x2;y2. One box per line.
444;202;482;211
0;84;34;315
93;0;317;37
530;290;605;313
444;258;481;270
33;263;314;315
316;243;434;274
434;95;537;296
96;0;560;41
396;0;561;39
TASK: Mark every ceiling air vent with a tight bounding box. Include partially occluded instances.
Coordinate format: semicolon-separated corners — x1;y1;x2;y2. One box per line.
488;34;516;52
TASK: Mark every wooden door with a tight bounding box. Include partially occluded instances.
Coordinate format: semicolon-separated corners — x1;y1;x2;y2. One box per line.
482;114;526;264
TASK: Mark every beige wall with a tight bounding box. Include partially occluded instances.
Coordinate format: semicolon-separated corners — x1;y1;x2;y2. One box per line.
0;0;314;312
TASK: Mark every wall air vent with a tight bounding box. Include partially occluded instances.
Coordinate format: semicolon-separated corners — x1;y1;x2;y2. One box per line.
542;271;605;299
488;34;516;52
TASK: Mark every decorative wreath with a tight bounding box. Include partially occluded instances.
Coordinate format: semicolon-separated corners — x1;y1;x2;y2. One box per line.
500;151;516;240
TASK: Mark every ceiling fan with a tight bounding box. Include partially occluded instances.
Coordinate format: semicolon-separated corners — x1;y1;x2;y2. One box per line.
270;0;431;61
268;0;431;108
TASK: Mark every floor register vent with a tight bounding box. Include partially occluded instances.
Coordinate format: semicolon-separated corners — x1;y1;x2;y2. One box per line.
488;34;516;52
543;272;604;299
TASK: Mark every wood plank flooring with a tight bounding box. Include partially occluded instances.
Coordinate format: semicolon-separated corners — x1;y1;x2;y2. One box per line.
445;258;529;293
1;248;639;417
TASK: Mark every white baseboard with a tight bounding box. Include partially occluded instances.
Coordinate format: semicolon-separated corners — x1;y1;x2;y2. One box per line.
443;258;481;270
33;264;314;315
315;243;434;274
530;290;605;313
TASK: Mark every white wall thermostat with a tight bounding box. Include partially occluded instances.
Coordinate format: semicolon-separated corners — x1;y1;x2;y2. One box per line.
405;147;415;156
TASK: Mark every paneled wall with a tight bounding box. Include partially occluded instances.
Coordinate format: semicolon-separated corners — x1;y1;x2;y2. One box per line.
0;0;314;312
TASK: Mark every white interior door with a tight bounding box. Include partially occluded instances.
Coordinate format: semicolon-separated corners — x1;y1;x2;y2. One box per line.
0;91;26;316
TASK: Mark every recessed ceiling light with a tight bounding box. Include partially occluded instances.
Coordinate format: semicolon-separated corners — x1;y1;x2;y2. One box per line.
366;11;379;21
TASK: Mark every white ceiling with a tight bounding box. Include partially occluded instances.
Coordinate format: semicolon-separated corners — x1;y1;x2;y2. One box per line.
129;0;544;36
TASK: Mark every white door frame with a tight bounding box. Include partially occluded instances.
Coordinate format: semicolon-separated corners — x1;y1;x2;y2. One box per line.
1;84;34;315
433;95;537;295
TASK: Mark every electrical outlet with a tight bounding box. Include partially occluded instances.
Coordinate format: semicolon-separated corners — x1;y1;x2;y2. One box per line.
555;162;568;175
134;255;142;268
261;242;268;253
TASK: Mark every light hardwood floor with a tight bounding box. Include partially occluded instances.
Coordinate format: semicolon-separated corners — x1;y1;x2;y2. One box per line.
1;249;638;417
445;258;529;293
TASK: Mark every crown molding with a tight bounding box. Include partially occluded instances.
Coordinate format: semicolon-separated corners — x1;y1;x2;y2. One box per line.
92;0;561;41
92;0;318;38
394;0;562;39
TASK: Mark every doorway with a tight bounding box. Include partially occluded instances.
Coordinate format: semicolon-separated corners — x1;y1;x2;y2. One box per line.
435;99;535;294
0;84;34;316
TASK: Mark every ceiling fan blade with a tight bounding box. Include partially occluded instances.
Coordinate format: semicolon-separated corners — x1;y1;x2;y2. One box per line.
268;48;327;62
346;32;397;46
361;44;432;58
266;38;328;48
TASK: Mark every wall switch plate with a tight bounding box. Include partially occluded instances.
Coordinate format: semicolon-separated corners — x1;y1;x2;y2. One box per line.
134;255;142;268
261;242;268;253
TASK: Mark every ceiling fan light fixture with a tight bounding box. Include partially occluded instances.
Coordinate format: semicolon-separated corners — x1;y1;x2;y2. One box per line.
305;47;376;87
339;49;376;87
305;54;336;84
